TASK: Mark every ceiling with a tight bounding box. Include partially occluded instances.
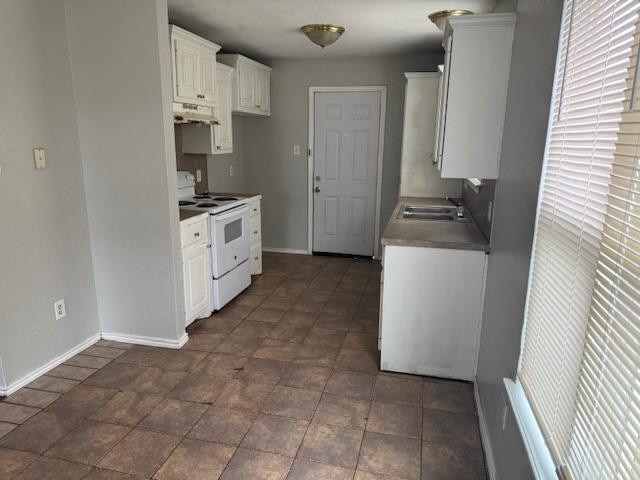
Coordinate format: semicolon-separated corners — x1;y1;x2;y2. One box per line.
167;0;497;62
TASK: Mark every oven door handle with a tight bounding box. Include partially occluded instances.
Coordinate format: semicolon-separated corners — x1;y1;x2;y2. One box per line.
211;204;249;222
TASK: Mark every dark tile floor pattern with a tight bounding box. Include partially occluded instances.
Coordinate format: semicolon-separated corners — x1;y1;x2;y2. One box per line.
0;252;487;479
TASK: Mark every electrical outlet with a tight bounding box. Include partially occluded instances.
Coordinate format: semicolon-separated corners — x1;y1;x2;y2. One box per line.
488;200;493;222
196;169;202;182
501;398;509;430
54;299;66;320
33;148;46;170
229;165;234;177
293;145;300;156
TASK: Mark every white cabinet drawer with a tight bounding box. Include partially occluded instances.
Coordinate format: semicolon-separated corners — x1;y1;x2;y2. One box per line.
249;201;261;218
250;215;261;243
181;216;208;249
250;243;262;275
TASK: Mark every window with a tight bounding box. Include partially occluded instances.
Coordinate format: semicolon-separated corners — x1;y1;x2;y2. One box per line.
517;0;640;478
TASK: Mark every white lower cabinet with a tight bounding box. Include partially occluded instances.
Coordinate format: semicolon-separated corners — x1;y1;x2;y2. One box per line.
181;213;212;326
248;197;262;275
379;245;487;381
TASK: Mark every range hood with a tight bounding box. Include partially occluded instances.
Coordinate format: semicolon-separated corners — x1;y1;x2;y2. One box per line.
173;102;220;125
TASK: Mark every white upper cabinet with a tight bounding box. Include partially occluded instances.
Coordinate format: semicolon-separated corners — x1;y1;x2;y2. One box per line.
170;25;221;108
218;54;271;116
435;13;516;179
213;64;234;153
181;63;234;155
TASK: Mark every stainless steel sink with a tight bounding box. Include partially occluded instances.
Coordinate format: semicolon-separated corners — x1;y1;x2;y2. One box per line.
397;204;472;223
403;206;454;214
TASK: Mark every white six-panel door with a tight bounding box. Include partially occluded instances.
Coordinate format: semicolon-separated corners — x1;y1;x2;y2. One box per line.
312;91;381;256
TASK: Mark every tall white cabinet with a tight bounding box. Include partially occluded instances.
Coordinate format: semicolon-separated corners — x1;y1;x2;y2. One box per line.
218;54;271;116
399;72;461;197
434;13;516;179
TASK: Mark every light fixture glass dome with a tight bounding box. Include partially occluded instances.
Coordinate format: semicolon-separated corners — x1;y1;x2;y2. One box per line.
301;24;345;48
428;10;473;31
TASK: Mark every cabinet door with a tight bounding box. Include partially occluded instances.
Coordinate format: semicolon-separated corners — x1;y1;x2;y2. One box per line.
213;71;233;153
237;62;256;110
198;49;216;107
255;69;270;113
174;38;199;102
435;36;452;171
182;244;212;325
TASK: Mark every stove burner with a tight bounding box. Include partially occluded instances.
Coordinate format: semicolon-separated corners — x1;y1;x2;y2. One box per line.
197;203;219;208
179;201;196;206
213;196;239;201
194;194;211;199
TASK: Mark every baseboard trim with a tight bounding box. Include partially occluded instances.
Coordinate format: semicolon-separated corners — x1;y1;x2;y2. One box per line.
0;333;101;396
475;382;498;480
100;332;189;349
262;247;310;255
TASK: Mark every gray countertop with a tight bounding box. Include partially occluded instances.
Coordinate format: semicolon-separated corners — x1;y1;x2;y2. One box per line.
179;192;261;222
381;197;490;252
207;192;262;201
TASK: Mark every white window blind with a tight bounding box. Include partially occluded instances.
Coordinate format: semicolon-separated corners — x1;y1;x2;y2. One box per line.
518;0;640;476
564;17;640;478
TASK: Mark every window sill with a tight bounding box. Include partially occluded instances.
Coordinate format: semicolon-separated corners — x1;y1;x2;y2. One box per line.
503;378;557;480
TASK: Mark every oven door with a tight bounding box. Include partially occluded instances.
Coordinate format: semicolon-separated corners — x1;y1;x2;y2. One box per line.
210;205;250;278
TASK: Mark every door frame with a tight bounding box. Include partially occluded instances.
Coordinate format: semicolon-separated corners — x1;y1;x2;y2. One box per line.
307;86;387;257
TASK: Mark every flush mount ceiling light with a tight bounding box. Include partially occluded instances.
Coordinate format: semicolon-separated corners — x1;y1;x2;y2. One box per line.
428;9;473;31
301;24;345;48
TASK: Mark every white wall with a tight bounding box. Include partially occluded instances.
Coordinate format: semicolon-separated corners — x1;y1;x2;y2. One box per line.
0;0;100;387
242;54;442;252
66;0;185;343
475;0;564;478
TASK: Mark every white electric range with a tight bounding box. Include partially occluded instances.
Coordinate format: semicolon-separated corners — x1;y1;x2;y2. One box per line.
177;171;251;310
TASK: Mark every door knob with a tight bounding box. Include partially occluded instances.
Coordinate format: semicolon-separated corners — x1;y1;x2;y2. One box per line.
314;186;321;193
315;176;321;181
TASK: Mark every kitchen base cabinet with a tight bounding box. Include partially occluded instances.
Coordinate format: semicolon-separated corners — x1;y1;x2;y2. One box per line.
248;197;262;275
379;245;486;381
180;213;212;326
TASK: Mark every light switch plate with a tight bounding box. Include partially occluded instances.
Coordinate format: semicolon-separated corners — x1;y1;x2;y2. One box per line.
196;169;202;182
33;148;46;170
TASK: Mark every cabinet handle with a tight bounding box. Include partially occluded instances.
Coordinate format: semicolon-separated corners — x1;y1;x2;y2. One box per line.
255;104;261;108
253;230;258;234
254;256;259;260
216;146;221;150
194;232;200;237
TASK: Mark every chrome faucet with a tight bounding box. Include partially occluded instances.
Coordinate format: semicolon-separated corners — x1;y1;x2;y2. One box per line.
445;197;465;218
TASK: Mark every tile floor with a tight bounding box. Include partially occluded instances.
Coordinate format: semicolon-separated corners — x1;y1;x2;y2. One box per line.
0;252;486;479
